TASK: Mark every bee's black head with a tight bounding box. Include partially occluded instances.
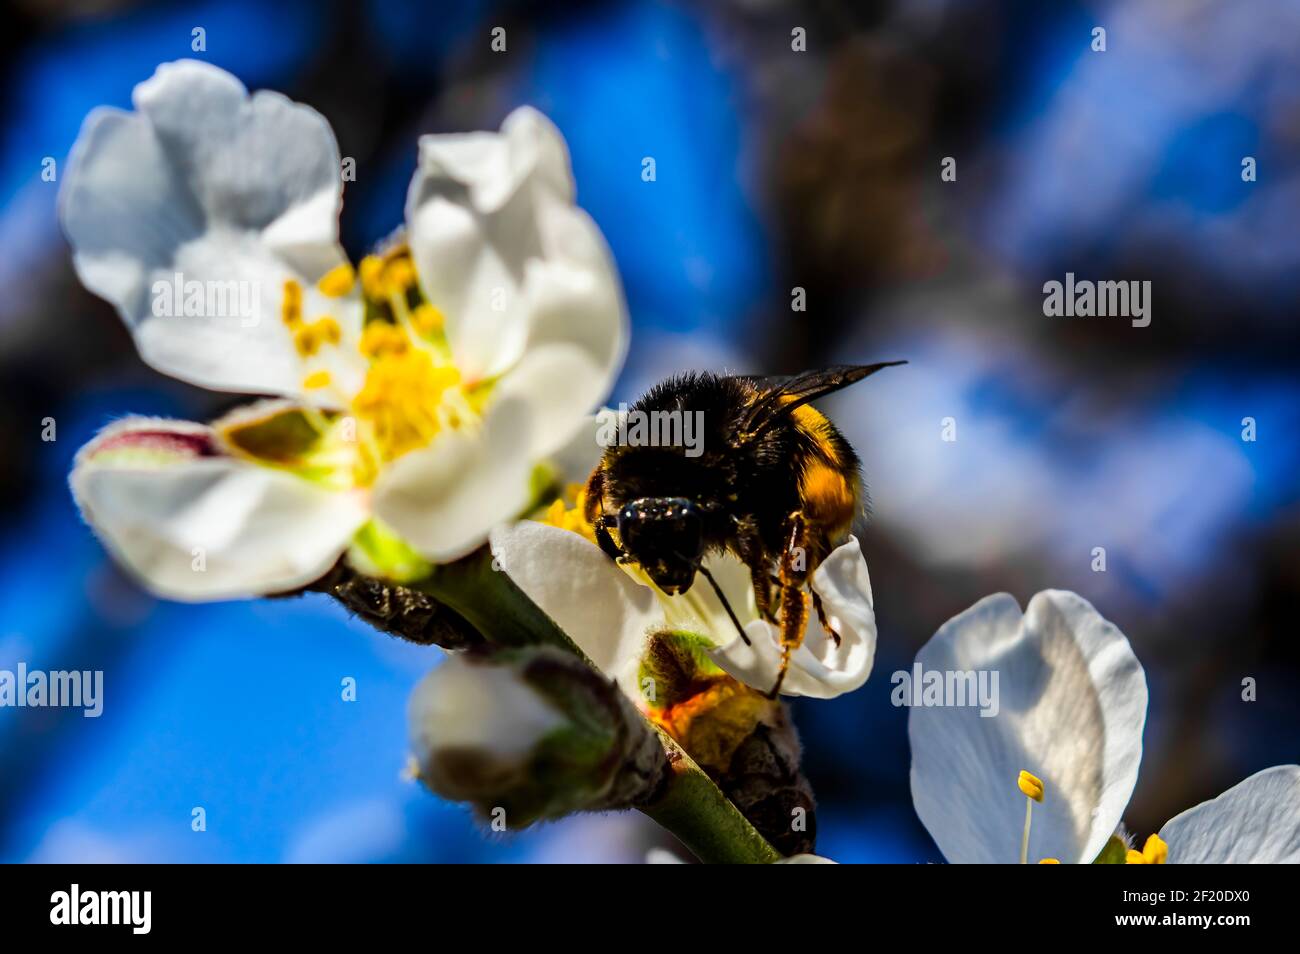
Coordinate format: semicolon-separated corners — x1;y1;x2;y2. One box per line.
617;496;703;595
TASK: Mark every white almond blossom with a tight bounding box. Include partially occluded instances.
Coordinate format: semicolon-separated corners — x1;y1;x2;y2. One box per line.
62;60;626;599
489;515;877;700
908;589;1300;863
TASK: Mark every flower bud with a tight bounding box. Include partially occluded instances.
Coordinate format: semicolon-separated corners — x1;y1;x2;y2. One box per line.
408;647;668;828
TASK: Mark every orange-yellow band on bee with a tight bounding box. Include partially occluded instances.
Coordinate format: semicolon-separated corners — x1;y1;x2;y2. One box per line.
1018;770;1045;802
318;263;356;297
1038;858;1060;864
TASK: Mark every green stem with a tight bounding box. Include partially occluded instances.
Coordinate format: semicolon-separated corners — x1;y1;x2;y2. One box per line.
641;730;782;864
416;547;584;654
414;546;781;864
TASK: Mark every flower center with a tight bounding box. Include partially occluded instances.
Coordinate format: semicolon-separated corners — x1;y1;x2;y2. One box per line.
352;324;460;462
284;245;487;483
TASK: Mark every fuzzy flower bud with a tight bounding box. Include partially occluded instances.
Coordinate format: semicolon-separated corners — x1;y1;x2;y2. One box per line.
408;647;668;828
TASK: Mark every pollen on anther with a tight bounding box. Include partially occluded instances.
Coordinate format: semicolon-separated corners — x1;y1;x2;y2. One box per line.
303;370;332;389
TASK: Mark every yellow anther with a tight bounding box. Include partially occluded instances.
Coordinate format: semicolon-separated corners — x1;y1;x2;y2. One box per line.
384;256;417;292
318;263;356;297
360;322;410;357
544;498;568;527
536;484;597;544
1038;858;1060;864
303;370;332;390
359;256;386;300
281;279;304;327
1018;770;1045;803
411;303;445;337
1125;833;1168;865
293;317;342;357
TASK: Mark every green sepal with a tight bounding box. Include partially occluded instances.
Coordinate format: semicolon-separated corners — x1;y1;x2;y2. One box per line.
1093;834;1129;864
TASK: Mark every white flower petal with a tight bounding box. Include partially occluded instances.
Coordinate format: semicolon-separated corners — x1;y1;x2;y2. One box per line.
406;106;626;441
60;60;362;400
708;537;877;699
371;398;535;563
1160;765;1300;864
492;342;614;459
488;521;659;699
908;590;1147;864
545;412;606;488
70;416;367;600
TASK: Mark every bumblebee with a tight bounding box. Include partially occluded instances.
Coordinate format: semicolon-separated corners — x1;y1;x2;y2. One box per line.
583;362;904;697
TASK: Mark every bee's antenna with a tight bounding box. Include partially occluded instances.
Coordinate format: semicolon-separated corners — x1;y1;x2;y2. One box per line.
697;564;751;646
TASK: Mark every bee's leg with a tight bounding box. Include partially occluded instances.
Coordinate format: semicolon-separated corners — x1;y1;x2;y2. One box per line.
752;566;777;623
812;590;841;647
593;514;625;563
736;519;777;623
582;467;605;526
767;511;811;699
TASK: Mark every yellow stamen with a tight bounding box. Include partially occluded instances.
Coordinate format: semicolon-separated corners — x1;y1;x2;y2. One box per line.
303;370;332;390
293;316;342;357
1038;858;1060;864
281;278;303;327
353;347;460;461
1125;833;1168;865
537;483;597;544
359;255;386;300
318;263;356;297
411;303;445;337
1018;769;1045;864
1018;770;1045;802
359;321;410;357
383;256;417;292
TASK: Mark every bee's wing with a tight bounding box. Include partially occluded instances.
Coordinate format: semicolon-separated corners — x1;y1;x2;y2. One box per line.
732;362;906;442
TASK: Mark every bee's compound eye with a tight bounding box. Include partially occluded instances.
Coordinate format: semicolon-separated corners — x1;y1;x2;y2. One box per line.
618;497;703;560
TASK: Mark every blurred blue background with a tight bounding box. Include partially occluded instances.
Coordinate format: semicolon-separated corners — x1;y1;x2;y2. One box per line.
1;0;1297;863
